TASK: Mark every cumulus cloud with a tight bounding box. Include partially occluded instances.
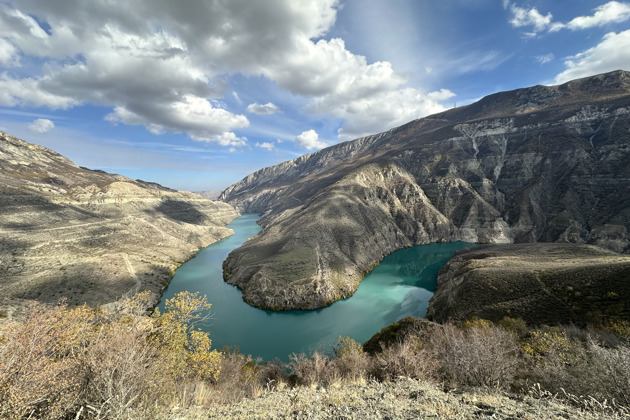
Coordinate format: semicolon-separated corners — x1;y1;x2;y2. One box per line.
28;118;54;133
0;0;455;146
555;30;630;84
0;74;77;108
504;2;552;35
270;36;454;140
505;1;630;35
0;38;19;66
295;129;327;150
247;102;280;115
551;1;630;31
309;87;454;141
255;141;275;150
104;94;249;145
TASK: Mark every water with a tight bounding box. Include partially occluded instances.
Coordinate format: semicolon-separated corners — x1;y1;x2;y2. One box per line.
159;214;474;361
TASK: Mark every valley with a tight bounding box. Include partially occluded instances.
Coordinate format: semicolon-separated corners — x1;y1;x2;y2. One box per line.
221;70;630;310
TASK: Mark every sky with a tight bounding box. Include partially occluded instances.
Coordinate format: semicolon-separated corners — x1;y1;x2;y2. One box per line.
1;0;629;191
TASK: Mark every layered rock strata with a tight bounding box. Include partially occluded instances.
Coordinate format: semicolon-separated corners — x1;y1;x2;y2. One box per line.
0;131;239;317
221;70;630;310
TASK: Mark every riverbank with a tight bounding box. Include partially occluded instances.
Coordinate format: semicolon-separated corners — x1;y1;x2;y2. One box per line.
161;213;474;361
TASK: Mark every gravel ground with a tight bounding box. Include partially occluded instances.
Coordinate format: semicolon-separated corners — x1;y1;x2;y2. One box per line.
168;377;623;419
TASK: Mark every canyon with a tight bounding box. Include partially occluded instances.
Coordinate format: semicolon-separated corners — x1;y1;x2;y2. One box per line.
221;70;630;310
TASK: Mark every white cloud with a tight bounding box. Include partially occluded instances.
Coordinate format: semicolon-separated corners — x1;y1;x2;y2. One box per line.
309;87;455;141
551;1;630;32
0;38;19;66
247;102;280;115
28;118;54;133
505;1;630;35
192;131;247;147
0;74;77;108
0;0;456;146
255;141;275;150
266;36;455;141
554;30;630;84
505;2;552;34
105;94;249;145
295;129;327;150
535;53;554;65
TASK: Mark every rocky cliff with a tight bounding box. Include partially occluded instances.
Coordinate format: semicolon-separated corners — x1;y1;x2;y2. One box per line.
0;131;239;317
221;70;630;310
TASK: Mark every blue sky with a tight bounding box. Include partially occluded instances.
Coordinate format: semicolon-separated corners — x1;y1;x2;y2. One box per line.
1;0;629;191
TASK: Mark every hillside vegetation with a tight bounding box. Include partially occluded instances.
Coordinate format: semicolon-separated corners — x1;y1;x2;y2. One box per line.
1;292;629;419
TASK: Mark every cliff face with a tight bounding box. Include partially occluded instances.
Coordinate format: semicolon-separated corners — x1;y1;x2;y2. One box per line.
221;70;630;310
0;131;239;316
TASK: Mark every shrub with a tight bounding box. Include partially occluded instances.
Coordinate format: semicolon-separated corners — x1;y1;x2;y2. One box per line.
498;316;529;339
205;349;263;404
289;351;335;387
0;303;95;419
431;323;519;389
370;336;438;382
333;336;369;383
0;291;223;419
588;341;630;406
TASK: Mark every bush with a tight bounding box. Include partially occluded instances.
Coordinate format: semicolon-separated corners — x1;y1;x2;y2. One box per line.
431;323;519;389
333;336;369;383
0;291;223;419
370;336;438;382
588;341;630;406
289;351;335;387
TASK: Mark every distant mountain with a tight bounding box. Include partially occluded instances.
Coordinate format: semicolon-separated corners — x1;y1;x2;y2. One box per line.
0;131;239;317
221;70;630;310
196;190;223;200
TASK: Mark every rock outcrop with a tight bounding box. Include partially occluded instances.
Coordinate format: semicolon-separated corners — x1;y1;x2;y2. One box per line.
0;131;239;317
221;70;630;310
426;243;630;326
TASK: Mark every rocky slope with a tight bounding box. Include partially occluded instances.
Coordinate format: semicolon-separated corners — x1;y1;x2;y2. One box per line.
0;131;239;317
221;70;630;310
426;243;630;326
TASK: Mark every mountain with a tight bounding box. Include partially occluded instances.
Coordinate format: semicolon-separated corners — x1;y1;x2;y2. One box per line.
221;70;630;310
196;190;223;200
0;131;239;317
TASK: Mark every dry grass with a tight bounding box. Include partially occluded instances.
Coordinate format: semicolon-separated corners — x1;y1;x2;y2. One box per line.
2;297;629;419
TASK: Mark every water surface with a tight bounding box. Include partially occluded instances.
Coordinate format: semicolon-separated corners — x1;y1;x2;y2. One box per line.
160;214;474;361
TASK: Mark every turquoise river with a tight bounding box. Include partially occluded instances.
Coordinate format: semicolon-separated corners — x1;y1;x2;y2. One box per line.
159;214;474;361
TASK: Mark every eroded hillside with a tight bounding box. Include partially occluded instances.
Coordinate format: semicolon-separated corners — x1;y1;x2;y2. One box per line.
221;70;630;310
0;131;239;317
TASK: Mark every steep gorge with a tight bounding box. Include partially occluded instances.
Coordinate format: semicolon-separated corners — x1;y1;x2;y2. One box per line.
221;70;630;310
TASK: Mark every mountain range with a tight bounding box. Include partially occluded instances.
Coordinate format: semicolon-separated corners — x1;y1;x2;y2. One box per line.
221;70;630;310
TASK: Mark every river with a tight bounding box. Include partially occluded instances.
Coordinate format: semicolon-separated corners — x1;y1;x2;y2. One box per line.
159;213;474;361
